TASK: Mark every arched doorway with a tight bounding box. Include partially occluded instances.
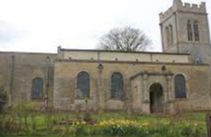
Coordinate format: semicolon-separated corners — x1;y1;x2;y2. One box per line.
149;83;164;113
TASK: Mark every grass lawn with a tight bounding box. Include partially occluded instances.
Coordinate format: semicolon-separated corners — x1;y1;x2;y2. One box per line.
0;111;209;137
0;134;116;137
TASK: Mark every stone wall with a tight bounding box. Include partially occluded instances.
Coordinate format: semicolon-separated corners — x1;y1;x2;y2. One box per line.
0;50;209;113
53;60;211;113
0;52;56;106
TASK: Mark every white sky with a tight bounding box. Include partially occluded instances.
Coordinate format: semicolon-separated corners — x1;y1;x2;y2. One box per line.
0;0;210;53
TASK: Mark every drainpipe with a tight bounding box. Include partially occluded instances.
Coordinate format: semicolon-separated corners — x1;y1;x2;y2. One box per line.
45;56;51;110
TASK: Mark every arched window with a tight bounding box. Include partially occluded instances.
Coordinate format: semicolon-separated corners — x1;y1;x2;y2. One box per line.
165;26;170;46
187;20;193;41
174;74;186;98
76;71;90;98
169;25;173;45
165;25;173;46
111;72;124;100
194;21;200;41
32;77;43;99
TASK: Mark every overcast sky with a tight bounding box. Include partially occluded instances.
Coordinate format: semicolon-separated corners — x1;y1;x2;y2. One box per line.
0;0;210;53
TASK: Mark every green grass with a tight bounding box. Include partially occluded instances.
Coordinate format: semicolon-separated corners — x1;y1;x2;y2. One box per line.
0;111;209;137
0;134;109;137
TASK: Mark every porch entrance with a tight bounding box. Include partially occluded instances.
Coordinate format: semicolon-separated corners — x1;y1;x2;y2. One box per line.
150;83;164;113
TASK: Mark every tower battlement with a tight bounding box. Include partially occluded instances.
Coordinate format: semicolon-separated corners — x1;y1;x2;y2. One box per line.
160;1;206;23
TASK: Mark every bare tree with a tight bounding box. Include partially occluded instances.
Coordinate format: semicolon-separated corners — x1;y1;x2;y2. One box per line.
98;26;151;51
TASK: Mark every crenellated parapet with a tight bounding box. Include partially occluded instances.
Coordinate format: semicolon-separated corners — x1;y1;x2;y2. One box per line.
159;7;174;23
160;1;207;23
181;2;206;13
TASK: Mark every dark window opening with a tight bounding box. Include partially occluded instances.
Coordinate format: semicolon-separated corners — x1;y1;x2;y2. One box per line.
111;72;124;100
76;71;90;99
165;25;173;46
194;21;200;41
165;26;170;46
32;77;43;99
187;20;193;41
169;25;173;45
175;74;187;98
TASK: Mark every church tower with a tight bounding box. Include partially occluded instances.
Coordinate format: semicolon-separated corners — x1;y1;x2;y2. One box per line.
159;0;211;64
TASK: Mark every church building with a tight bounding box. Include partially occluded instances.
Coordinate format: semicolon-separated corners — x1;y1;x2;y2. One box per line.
0;0;211;114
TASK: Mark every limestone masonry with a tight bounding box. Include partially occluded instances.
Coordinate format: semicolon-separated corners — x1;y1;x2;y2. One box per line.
0;0;211;114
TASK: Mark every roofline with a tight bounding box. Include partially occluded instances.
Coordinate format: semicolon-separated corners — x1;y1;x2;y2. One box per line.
59;48;190;56
0;48;191;56
55;59;209;66
0;51;57;55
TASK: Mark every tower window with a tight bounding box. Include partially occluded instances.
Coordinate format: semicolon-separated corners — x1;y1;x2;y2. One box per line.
165;25;173;47
187;20;193;41
194;21;200;41
165;26;170;46
169;25;173;45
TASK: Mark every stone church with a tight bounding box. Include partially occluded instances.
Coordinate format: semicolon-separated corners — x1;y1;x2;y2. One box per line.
0;0;211;114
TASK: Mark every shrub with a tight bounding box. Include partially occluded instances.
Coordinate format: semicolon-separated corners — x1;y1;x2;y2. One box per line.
0;86;7;113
